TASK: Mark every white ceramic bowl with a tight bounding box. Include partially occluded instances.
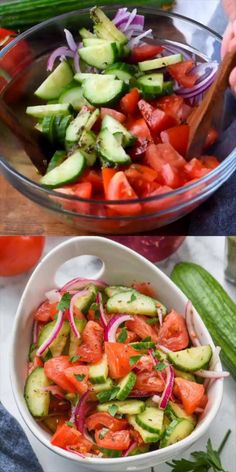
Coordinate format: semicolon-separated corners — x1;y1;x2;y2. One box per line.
10;237;223;471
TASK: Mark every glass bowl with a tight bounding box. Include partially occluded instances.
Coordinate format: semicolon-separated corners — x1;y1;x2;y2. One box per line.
0;6;235;234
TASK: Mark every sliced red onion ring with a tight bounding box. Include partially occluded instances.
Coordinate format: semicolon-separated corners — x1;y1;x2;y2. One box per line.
32;320;38;344
129;29;153;47
113;8;128;25
157;306;163;326
64;28;77;52
104;314;133;342
83;426;95;445
97;292;108;327
157;344;173;354
69;290;89;337
152;394;161;404
47;47;74;71
45;289;61;303
195;407;204;414
185;300;201;347
66;446;85;458
195;370;229;379
176;62;218;98
123;8;137;32
74;391;90;433
159;365;174;410
42;385;65;399
36;310;64;356
148;349;157;366
123;441;138;457
61;277;107;293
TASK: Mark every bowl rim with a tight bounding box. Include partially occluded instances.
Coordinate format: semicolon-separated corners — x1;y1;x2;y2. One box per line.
10;236;224;466
1;5;235;211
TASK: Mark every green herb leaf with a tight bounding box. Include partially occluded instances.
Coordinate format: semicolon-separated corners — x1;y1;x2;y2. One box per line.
146;317;159;325
117;327;127;343
44;348;53;361
97;387;120;403
30;343;36;351
66;421;74;427
108;404;118;417
129;355;142;367
127;292;137;304
99;428;109;440
70;355;80;363
142;336;152;342
154;363;166;372
74;374;86;382
57;292;72;312
90;302;100;319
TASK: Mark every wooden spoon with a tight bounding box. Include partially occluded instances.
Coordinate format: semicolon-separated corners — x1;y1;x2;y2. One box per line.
0;98;48;175
186;50;236;159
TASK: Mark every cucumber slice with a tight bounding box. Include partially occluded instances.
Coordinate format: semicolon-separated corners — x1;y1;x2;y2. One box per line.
59;85;88;110
162;81;174;95
116;372;137;401
79;27;95;39
24;367;50;417
166;401;197;426
105;62;136;81
168;345;212;372
160;418;195;448
92;378;114;393
105;286;133;297
41;115;55;143
54;115;73;147
74;73;98;83
83;38;108;47
40;150;86;188
136;73;164;97
91;7;128;45
79;130;97;166
74;284;98;313
82;76;126;107
79;42;119;69
130;341;156;350
136;406;164;434
101;115;135;147
38;320;70;359
128;416;160;443
69;319;86;358
89;354;108;384
98;400;145;415
138;54;183;72
47;150;66;173
99;448;122;458
35;61;74;100
65;109;91;144
128;444;150;456
26;103;71;118
173;368;196;382
106;290;167;317
97;129;131;166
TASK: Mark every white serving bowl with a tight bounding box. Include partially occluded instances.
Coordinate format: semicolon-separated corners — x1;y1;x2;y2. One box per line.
10;237;223;471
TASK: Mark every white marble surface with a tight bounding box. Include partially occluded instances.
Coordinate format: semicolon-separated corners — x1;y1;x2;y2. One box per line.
0;236;236;472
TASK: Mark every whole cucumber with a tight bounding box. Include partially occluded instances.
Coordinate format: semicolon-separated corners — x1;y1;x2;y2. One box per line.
0;0;174;30
171;262;236;380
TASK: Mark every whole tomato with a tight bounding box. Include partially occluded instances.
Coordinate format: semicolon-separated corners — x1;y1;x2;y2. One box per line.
0;236;45;276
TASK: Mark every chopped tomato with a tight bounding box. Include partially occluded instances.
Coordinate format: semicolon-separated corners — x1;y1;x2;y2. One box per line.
126;315;158;342
44;356;76;393
204;127;219;149
51;423;92;453
184;158;209;179
138;99;177;135
102;168;117;197
199;155;219;170
132;282;157;298
135;355;155;372
105;342;139;379
95;429;131;450
154;95;189;124
86;412;128;432
34;300;58;322
56;182;92;214
106;171;142;216
77;321;104;363
125;164;159;196
168;60;198;88
174;378;205;415
157;310;189;351
116;328;138;343
134;372;164;393
145;143;186;175
130;44;163;63
160;125;190;156
161;163;183;189
120;88;140;115
126;117;152;142
142;185;175;214
80;169;103;193
64;366;89;395
100;107;126;123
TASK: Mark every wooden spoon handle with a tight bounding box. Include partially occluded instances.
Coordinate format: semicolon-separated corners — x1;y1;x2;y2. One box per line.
187;50;236;158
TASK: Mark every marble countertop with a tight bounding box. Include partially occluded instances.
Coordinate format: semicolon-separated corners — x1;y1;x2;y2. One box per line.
0;236;236;472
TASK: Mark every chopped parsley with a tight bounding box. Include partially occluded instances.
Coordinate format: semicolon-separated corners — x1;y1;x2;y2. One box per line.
90;302;100;319
44;348;53;361
66;421;74;427
74;374;86;382
127;292;137;303
154;363;166;372
108;404;118;417
57;292;72;312
129;355;142;367
99;428;109;440
70;355;80;363
117;327;127;343
97;387;120;403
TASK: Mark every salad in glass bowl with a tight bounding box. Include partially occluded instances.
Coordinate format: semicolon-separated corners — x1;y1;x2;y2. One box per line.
24;276;228;458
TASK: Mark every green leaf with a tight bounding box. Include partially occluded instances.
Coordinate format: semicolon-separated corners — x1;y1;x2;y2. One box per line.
70;355;80;363
127;292;137;303
90;302;100;319
108;404;118;417
97;387;120;403
154;363;166;372
57;292;72;312
142;336;152;342
74;374;86;382
44;348;53;361
117;327;127;343
129;355;142;367
99;428;109;440
66;421;74;427
145;317;159;325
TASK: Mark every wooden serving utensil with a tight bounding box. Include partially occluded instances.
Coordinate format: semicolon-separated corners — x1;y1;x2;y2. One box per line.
0;97;48;175
186;50;236;159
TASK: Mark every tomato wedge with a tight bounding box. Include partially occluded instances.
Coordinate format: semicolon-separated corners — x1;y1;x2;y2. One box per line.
134;372;164;393
34;300;58;322
95;429;131;450
199;155;219;170
160;124;190;156
51;423;92;453
138;99;177;135
120;88;140;115
64;365;89;395
154;95;187;124
161;163;184;189
106;171;142;216
44;356;76;393
174;378;205;415
184;158;209;179
77;321;104;363
168;60;198;88
102;167;117;197
157;310;189;351
116;328;138;343
100;107;126;123
132;282;157;298
105;342;139;379
126;315;158;342
86;412;128;432
130;44;163;62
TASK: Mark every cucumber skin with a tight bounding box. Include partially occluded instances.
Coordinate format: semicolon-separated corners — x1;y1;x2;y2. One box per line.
171;262;236;380
0;0;174;30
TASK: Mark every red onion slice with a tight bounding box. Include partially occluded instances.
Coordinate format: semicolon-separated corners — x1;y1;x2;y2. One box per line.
176;62;218;98
45;289;61;303
104;314;133;342
74;391;90;433
69;290;89;337
123;8;137;32
123;441;138;457
47;47;74;71
42;385;65;399
64;28;77;52
61;277;107;293
152;394;161;404
36;310;64;356
157;344;173;354
195;369;229;379
157;306;163;326
97;292;108;327
32;320;38;344
185;300;201;347
129;29;153;47
66;447;85;458
159;365;174;409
